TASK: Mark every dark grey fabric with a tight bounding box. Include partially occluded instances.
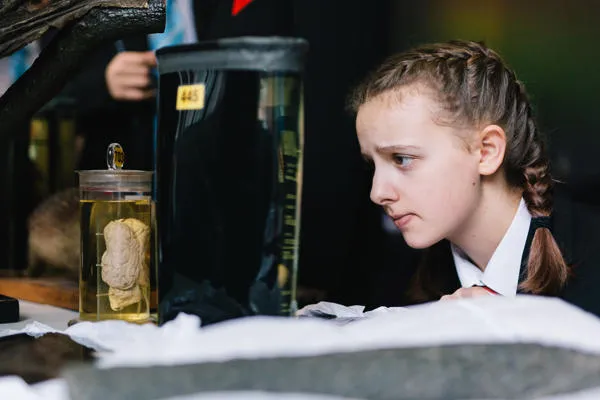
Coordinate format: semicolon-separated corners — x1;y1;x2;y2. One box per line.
63;343;600;400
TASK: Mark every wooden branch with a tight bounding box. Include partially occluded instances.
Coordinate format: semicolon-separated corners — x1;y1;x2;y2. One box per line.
0;0;151;58
0;0;165;140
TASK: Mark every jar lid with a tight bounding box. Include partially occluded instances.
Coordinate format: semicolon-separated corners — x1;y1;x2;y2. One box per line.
156;36;309;75
77;170;153;192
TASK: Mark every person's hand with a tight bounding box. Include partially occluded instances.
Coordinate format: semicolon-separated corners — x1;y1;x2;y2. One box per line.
440;286;496;301
106;51;157;101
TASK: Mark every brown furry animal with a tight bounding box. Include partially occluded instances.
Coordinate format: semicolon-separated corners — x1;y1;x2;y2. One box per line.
27;188;80;280
0;332;93;384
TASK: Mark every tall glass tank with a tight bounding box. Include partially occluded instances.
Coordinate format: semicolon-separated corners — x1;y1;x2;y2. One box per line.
155;37;308;325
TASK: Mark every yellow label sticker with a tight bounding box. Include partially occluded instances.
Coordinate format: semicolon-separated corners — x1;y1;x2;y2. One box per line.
176;84;205;110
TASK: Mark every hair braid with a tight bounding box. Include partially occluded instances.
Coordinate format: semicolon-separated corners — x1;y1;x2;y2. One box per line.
514;84;569;294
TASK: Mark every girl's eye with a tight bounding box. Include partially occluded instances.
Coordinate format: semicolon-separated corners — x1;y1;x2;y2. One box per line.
393;154;414;168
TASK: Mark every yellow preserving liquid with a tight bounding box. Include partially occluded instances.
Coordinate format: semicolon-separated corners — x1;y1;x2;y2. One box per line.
79;199;152;323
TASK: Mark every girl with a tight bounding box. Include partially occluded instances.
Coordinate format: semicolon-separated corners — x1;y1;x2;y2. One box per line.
349;40;600;316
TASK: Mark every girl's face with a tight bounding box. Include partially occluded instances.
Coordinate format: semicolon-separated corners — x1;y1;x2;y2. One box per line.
356;89;482;249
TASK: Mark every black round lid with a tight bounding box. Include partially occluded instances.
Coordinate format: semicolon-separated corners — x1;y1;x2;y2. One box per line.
156;36;309;74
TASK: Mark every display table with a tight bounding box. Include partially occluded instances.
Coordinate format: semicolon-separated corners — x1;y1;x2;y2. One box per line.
4;296;600;399
0;277;78;311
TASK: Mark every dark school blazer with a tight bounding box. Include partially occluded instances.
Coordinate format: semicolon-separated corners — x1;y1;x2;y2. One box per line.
370;185;600;318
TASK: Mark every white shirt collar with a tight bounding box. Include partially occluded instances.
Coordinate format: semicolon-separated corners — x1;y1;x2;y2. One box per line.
451;198;532;297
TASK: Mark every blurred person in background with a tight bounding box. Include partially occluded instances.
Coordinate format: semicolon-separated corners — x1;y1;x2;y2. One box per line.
61;0;201;171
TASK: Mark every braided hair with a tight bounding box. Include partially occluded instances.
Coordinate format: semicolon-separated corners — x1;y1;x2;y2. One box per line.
348;40;569;299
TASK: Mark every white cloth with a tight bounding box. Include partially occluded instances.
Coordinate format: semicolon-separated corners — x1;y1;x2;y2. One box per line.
452;198;532;296
3;296;600;368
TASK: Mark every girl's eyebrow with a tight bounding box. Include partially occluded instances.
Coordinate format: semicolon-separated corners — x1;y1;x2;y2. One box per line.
376;145;421;153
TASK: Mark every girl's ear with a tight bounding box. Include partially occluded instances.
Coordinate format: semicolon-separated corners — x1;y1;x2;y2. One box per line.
477;124;507;176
